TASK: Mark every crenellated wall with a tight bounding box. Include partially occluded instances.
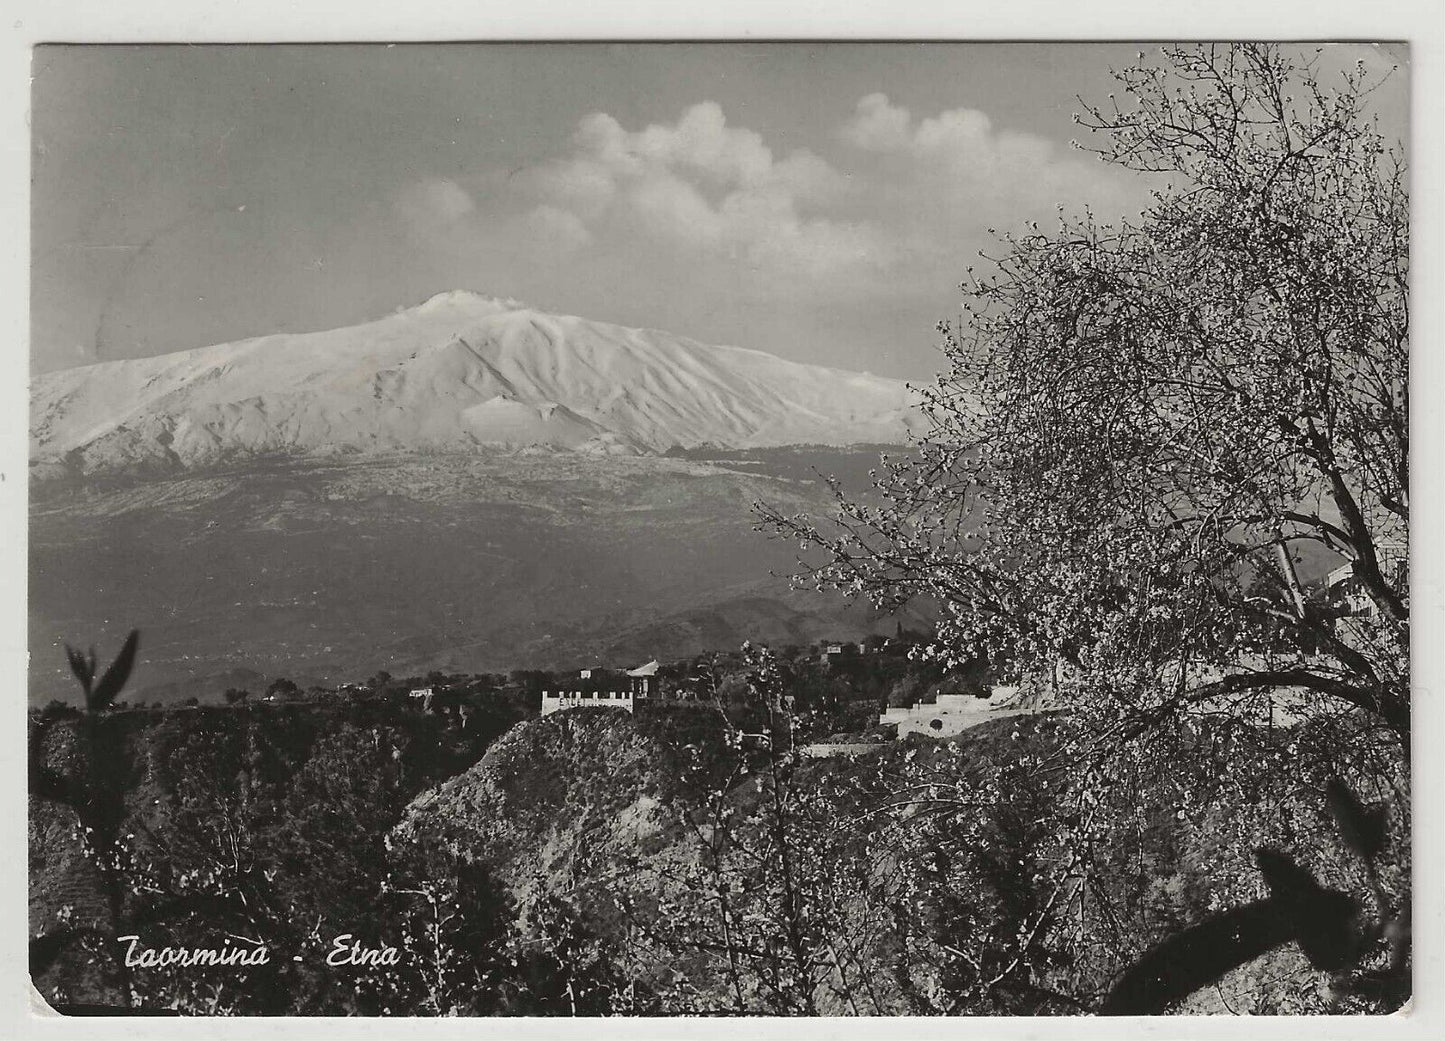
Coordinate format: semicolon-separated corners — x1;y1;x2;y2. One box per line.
541;690;638;716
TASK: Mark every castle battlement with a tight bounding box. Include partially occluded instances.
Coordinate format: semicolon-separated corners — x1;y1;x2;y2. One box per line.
541;690;640;716
541;660;661;716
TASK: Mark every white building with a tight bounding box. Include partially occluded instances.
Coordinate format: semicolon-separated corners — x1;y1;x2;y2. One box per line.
541;689;641;716
624;660;660;695
541;660;660;717
1325;541;1407;623
880;686;1021;738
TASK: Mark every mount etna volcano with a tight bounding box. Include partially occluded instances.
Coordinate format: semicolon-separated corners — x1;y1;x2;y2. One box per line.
29;294;928;703
32;290;923;476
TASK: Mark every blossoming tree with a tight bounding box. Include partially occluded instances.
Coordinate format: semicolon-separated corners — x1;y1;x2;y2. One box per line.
762;43;1408;753
758;44;1410;1009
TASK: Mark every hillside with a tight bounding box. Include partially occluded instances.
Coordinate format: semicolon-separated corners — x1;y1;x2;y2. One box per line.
28;697;526;1012
31;291;924;478
28;449;929;704
389;709;1404;1015
29;695;1407;1015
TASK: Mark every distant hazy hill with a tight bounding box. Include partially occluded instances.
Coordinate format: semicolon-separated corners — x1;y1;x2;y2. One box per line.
28;448;931;705
31;291;923;478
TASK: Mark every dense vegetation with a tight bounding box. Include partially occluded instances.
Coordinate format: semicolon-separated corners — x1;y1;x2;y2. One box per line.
27;634;980;1013
30;693;520;1013
756;43;1410;1014
30;640;1405;1016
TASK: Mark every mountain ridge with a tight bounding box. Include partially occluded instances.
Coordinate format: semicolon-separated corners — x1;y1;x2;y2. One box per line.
31;291;925;477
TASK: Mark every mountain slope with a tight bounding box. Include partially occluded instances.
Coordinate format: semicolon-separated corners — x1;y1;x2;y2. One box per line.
28;449;927;704
31;292;923;476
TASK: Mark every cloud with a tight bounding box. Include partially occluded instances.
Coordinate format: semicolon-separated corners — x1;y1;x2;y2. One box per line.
770;150;852;205
838;92;1134;222
843;94;1048;178
417;95;1145;310
631;103;772;185
520;102;871;280
521;158;617;220
842;93;1001;160
841;93;913;152
574;102;832;196
523;204;591;255
396;177;476;229
629;173;723;246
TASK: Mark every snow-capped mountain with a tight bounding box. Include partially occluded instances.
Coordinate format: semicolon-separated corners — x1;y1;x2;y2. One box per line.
31;291;923;475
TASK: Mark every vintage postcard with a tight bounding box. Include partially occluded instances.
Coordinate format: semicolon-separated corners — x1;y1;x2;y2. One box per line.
14;16;1434;1034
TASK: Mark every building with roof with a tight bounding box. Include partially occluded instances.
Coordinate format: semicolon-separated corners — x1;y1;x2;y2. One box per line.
541;689;643;716
541;660;660;716
1324;541;1407;624
880;686;1022;738
624;660;660;695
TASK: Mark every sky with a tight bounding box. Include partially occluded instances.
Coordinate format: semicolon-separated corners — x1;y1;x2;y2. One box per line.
30;43;1408;380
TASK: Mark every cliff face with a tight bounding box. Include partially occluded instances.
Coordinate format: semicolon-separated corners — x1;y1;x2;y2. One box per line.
388;709;1008;1013
394;709;697;885
32;701;1404;1015
390;708;1406;1016
390;708;720;979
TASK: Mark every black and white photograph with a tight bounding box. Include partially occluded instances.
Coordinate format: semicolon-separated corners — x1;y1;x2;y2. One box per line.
12;9;1440;1029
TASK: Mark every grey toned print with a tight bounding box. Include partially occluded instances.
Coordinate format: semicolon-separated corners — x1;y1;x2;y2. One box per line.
29;43;1409;1017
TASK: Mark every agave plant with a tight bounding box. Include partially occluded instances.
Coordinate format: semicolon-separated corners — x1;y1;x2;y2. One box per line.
29;631;140;1003
63;630;140;714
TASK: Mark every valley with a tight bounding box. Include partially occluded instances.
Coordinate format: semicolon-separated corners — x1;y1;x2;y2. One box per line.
29;448;921;704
